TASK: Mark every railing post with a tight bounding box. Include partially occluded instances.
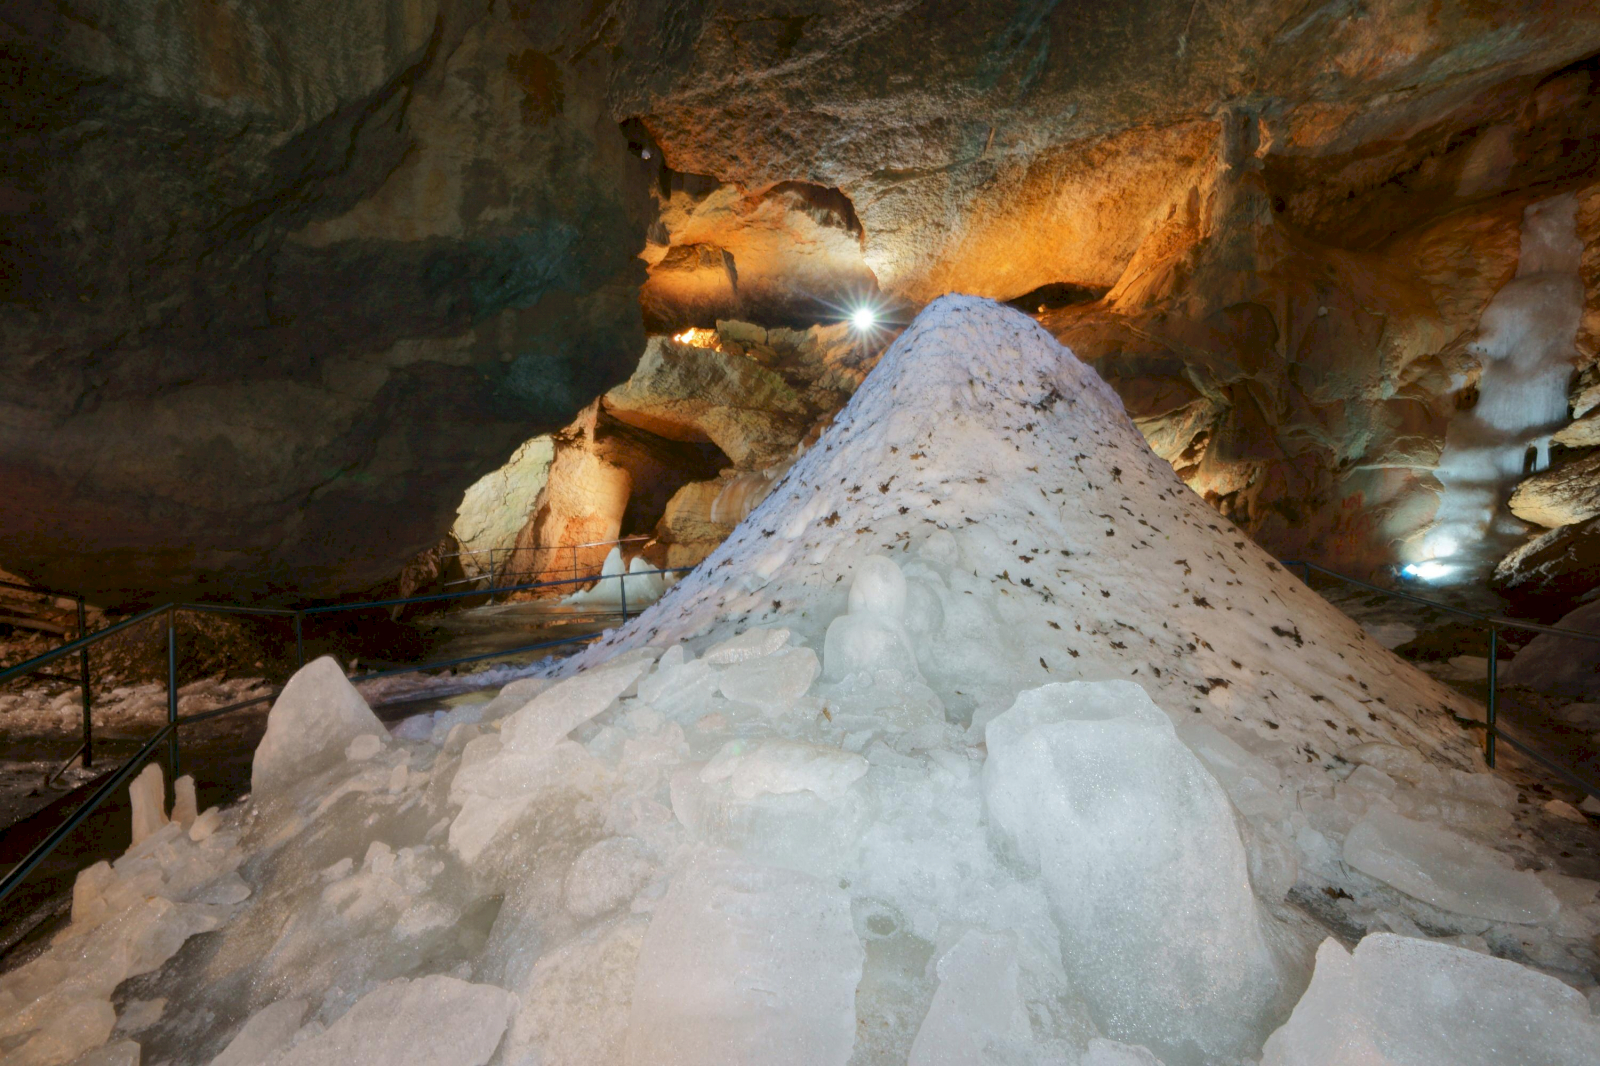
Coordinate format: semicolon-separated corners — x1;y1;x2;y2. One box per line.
77;596;92;769
619;566;628;623
487;548;497;607
1485;624;1497;769
167;609;180;780
294;611;305;668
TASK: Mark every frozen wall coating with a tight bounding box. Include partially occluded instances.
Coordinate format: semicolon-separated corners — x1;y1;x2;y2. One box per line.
4;298;1596;1066
1427;194;1585;577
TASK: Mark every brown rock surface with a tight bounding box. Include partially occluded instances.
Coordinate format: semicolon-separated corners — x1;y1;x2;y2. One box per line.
655;480;737;570
498;400;726;590
1494;517;1600;619
616;2;1600;307
1509;450;1600;528
603;337;811;467
1038;119;1475;574
1;2;654;604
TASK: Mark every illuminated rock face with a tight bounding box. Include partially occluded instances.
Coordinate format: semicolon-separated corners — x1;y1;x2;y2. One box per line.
612;8;1600;579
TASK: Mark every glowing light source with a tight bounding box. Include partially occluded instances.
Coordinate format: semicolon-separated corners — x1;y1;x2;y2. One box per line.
1402;560;1454;581
670;327;719;349
850;307;877;331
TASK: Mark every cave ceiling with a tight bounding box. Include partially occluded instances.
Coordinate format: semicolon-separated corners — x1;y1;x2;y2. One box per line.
2;0;1599;602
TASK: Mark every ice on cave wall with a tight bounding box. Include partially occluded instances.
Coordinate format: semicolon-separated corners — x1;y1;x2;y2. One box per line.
1427;193;1585;576
3;297;1599;1066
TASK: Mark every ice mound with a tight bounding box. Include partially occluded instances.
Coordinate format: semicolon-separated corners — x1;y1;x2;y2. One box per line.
562;547;667;609
252;656;385;796
0;783;245;1066
1261;933;1600;1065
984;682;1283;1061
10;297;1597;1066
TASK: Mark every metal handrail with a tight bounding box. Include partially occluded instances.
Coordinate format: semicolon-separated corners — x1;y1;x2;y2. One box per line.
443;535;651;559
1;580;97;768
1287;560;1600;799
0;563;691;910
440;536;655;605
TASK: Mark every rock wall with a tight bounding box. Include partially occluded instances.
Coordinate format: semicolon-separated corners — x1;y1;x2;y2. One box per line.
1;1;653;603
478;320;876;590
451;437;555;580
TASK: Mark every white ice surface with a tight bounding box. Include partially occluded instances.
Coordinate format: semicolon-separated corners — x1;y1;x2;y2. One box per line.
624;848;862;1066
1260;933;1599;1065
272;976;514;1066
1343;808;1559;924
251;656;385;796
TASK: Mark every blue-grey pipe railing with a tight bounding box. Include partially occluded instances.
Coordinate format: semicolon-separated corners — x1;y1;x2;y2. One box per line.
1287;560;1600;800
0;563;691;909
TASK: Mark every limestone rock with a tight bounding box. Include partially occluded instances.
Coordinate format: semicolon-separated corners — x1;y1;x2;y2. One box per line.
1044;130;1461;576
1503;599;1600;697
655;480;737;570
639;178;881;332
604;337;811;467
1573;180;1600;406
500;402;724;589
451;438;555;579
1509;450;1600;528
614;1;1600;310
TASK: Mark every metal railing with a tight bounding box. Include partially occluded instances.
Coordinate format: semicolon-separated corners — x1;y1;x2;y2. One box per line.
1;580;95;768
0;562;690;910
439;536;653;606
1288;560;1600;800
